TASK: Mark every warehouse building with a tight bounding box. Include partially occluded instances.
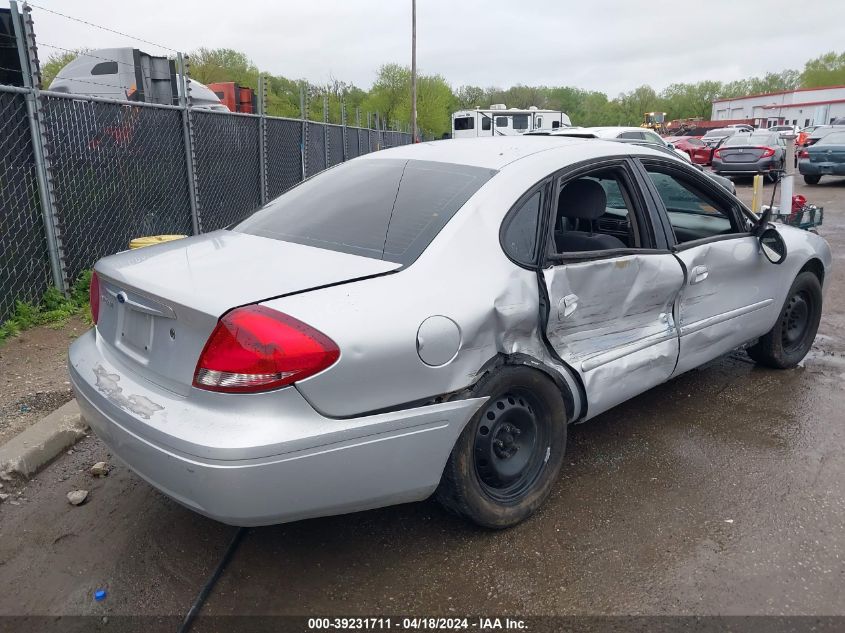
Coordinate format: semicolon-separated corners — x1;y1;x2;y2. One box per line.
711;85;845;129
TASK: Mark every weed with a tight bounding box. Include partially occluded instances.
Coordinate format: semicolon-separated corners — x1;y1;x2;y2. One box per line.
0;271;92;343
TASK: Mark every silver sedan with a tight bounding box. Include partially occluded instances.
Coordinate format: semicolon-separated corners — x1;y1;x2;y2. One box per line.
70;137;831;528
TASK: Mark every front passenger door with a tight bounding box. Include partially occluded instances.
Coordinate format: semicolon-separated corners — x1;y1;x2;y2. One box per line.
639;160;778;376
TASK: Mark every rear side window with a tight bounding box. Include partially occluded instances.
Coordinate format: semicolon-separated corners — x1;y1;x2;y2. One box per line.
236;159;496;265
454;117;474;131
502;190;542;265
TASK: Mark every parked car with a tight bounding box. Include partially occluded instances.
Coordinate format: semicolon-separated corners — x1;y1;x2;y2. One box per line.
70;137;830;529
802;125;845;148
664;136;711;165
797;126;820;147
528;126;691;162
701;127;741;148
769;124;798;135
727;124;754;132
799;130;845;184
712;131;786;182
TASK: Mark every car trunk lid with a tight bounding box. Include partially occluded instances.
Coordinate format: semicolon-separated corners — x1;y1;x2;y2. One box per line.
93;230;400;395
809;145;845;163
720;146;770;162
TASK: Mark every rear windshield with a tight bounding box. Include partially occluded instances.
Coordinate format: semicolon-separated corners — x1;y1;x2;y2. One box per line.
818;132;845;145
724;133;776;146
235;159;496;265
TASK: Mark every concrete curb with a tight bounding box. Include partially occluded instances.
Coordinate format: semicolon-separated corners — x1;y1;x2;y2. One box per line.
0;399;87;478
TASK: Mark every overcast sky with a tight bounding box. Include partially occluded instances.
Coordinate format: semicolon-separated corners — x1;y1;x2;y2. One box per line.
21;0;845;96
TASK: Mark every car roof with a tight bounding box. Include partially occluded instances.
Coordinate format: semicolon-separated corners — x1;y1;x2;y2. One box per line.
363;136;678;170
363;136;594;169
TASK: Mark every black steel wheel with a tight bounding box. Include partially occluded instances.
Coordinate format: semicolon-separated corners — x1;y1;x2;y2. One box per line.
748;271;822;369
473;390;547;502
436;366;568;529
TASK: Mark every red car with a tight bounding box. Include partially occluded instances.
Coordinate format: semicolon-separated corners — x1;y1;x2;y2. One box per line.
664;136;712;165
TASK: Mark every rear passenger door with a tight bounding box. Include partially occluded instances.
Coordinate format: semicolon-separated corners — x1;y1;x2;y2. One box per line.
540;159;685;420
636;158;778;376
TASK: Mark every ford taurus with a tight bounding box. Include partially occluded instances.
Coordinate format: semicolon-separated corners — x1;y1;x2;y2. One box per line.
70;137;831;529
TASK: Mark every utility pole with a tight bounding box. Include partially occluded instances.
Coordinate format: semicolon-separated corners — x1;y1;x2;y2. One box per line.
410;0;417;143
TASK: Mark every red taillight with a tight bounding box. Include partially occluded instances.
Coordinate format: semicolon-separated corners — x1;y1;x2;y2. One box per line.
89;271;100;325
760;147;775;158
192;305;340;394
713;149;722;158
799;149;809;159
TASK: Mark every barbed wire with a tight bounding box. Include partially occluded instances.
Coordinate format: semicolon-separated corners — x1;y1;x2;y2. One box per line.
25;2;178;53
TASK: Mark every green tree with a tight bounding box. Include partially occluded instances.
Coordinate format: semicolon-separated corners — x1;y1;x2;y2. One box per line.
454;85;486;109
801;51;845;88
41;50;82;87
188;48;259;87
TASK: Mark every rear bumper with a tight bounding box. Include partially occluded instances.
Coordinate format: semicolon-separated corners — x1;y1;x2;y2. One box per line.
799;161;845;176
69;330;485;526
712;158;779;174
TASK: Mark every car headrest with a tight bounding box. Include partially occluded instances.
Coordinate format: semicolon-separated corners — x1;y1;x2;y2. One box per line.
557;179;607;221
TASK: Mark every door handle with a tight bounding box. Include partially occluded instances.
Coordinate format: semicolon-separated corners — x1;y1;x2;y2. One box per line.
689;265;709;285
558;294;578;319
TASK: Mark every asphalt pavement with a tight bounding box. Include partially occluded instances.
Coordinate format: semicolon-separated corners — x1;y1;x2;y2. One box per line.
0;176;843;627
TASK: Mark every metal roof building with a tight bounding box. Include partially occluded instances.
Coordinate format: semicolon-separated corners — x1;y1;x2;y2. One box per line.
711;85;845;129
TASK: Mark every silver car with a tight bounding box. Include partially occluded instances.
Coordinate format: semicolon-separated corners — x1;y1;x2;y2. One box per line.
70;137;831;529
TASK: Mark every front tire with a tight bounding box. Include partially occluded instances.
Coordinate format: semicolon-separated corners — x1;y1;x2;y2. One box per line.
747;271;822;368
804;175;821;185
436;366;567;529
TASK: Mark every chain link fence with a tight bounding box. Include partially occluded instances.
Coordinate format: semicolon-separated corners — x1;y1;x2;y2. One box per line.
41;96;194;283
0;84;412;323
0;88;51;321
192;111;262;232
265;117;303;199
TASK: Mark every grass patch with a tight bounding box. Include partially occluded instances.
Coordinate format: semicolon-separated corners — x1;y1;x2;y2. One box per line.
0;271;92;343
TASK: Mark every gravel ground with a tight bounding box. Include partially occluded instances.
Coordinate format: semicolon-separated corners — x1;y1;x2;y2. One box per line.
0;315;88;445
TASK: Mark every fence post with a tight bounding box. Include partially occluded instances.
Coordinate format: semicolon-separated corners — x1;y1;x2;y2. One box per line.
257;74;267;206
323;93;329;168
12;1;67;292
341;98;347;161
356;107;361;128
176;53;201;235
300;84;307;179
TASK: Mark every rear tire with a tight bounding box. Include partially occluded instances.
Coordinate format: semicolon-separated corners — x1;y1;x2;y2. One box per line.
804;175;821;185
747;271;822;369
436;366;567;529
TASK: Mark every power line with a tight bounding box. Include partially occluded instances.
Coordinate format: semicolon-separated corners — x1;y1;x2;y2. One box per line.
25;2;178;53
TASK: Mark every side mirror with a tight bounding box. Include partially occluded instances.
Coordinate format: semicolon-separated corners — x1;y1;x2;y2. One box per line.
759;227;787;264
753;207;773;236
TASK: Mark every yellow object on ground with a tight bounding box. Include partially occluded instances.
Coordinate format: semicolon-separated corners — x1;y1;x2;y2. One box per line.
129;235;188;250
751;174;764;214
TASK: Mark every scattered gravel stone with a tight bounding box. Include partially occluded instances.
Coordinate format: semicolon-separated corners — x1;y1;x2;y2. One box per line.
90;462;109;477
0;493;9;502
67;490;89;506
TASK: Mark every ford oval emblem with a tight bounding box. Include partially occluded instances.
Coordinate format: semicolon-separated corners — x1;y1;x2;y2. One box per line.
116;291;127;304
